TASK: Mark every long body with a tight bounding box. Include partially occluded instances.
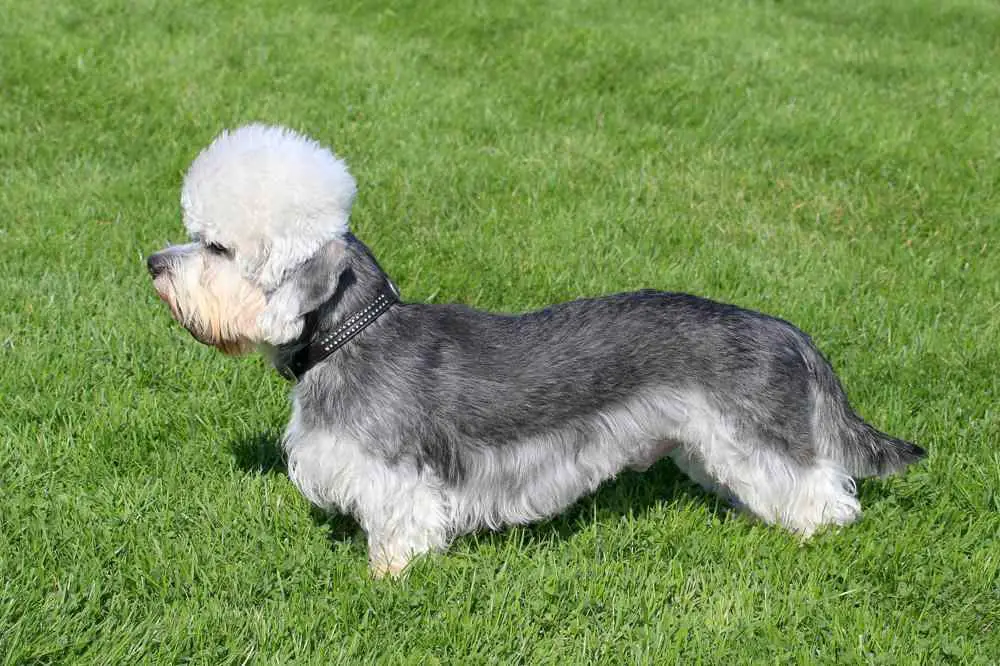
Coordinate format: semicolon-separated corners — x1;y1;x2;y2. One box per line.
276;239;923;574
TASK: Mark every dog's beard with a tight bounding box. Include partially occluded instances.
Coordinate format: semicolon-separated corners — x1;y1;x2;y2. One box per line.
153;270;266;356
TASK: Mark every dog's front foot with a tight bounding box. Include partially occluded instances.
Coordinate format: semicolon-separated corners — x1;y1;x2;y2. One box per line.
367;539;433;579
366;528;447;580
369;551;412;579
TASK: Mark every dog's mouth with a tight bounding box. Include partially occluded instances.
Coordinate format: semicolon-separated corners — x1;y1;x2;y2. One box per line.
151;280;202;344
156;291;253;355
152;280;182;321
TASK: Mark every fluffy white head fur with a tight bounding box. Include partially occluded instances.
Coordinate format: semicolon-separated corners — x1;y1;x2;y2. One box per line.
181;124;356;290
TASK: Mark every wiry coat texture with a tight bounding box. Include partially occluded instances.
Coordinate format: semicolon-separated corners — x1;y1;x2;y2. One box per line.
148;124;925;577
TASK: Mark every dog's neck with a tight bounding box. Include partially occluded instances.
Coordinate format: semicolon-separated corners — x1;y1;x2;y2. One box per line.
273;236;400;381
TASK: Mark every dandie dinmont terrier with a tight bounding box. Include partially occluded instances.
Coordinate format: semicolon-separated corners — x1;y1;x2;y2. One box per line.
148;124;925;577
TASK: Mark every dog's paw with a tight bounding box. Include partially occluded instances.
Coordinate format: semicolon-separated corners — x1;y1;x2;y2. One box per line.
369;556;410;580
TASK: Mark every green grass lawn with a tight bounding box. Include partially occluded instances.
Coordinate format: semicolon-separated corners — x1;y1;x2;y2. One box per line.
2;0;998;662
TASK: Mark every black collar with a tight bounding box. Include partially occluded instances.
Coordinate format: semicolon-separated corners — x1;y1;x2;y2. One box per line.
281;279;400;381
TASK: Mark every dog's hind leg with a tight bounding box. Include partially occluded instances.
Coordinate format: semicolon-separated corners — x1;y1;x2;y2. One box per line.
669;423;860;536
668;446;739;505
726;448;861;537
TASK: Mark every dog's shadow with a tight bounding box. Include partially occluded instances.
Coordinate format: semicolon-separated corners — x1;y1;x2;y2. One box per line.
462;461;738;556
228;432;734;551
229;431;364;542
230;430;287;476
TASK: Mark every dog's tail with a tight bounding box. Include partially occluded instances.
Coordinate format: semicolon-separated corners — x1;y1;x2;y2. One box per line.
809;352;926;479
832;411;926;478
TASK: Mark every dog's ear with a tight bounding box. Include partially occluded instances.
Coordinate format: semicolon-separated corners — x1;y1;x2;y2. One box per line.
255;239;348;345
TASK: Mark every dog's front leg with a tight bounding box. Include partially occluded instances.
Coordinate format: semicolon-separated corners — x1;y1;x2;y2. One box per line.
359;477;450;579
284;429;450;577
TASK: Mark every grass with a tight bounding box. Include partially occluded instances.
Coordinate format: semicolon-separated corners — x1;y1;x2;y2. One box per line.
1;0;998;662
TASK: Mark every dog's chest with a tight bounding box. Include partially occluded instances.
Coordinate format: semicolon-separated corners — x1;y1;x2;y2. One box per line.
282;397;376;515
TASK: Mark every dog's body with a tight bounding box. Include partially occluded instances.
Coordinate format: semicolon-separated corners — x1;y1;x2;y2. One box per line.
149;125;924;576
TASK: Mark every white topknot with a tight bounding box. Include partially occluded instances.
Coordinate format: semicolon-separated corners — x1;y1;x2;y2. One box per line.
180;124;356;287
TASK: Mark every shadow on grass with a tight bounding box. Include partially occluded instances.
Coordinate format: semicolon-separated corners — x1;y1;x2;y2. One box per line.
309;507;364;545
228;430;366;545
228;429;736;553
229;429;287;476
460;460;737;553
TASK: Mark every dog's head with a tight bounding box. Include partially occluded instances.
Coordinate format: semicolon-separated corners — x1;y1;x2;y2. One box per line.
147;124;356;354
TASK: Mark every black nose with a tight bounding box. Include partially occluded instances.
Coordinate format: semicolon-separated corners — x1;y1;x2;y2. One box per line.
147;252;169;279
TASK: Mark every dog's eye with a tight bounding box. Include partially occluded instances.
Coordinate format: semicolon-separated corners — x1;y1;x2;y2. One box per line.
206;242;231;257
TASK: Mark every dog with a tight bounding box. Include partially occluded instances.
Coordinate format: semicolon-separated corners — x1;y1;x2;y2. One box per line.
147;124;925;577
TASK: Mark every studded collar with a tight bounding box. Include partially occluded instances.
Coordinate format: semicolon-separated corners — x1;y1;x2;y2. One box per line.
281;278;399;380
